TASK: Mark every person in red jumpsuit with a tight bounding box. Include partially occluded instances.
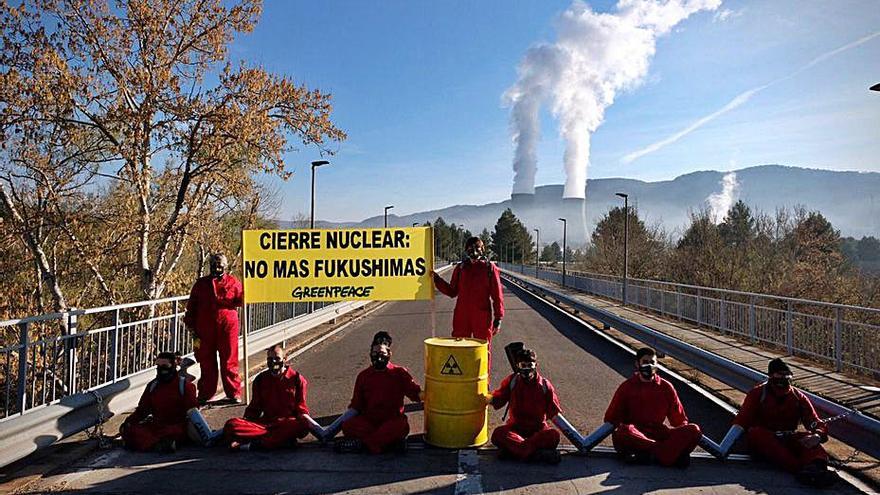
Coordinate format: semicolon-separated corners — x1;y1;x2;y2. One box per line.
184;253;243;403
733;358;838;487
120;352;198;452
604;347;701;467
335;331;423;454
433;237;504;357
487;347;562;464
224;344;315;451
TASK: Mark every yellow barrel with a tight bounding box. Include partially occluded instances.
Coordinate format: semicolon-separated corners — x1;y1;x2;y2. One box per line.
424;337;489;448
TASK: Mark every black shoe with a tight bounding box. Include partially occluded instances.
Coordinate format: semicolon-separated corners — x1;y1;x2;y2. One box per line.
531;449;562;465
621;451;652;465
334;438;363;454
155;438;177;453
498;448;516;461
390;438;408;454
796;462;839;488
673;452;691;468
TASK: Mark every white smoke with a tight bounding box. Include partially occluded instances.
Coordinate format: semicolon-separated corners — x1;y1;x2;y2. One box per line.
505;0;720;198
707;172;740;224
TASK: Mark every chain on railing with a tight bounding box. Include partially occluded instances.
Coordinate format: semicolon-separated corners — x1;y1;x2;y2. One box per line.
0;297;334;420
499;263;880;377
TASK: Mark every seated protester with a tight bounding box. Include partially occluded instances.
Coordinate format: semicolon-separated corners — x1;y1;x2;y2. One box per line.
336;331;423;454
224;344;314;451
733;358;838;487
120;351;198;452
487;347;562;464
604;347;701;467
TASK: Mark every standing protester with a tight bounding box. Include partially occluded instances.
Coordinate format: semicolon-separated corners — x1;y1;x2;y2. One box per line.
732;358;838;487
335;332;423;454
119;352;198;452
604;347;702;467
224;345;320;451
486;346;562;464
432;237;504;357
184;253;243;404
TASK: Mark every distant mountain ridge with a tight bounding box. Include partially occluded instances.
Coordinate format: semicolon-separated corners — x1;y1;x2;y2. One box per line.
279;165;880;245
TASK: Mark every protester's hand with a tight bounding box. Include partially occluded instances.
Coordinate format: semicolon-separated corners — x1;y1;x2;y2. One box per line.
481;393;494;407
418;390;426;402
799;433;822;449
492;319;502;335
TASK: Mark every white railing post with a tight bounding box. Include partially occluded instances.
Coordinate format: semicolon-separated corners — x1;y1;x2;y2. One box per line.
786;300;794;355
172;300;180;352
749;297;756;344
696;290;702;324
111;308;120;382
834;307;842;372
17;322;29;414
66;310;78;395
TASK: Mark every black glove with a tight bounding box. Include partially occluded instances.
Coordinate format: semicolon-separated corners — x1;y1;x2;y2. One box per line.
492;319;502;331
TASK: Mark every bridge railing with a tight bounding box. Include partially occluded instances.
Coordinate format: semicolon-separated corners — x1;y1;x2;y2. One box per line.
0;298;331;420
499;263;880;377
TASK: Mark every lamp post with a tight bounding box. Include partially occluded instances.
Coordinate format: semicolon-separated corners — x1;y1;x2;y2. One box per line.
558;218;567;287
384;205;394;228
310;160;330;229
533;228;540;277
615;192;629;305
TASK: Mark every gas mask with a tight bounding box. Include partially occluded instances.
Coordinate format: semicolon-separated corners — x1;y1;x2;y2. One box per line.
770;375;792;389
516;361;536;380
210;255;227;278
638;363;657;380
156;365;177;383
267;356;285;376
371;345;390;370
466;245;485;262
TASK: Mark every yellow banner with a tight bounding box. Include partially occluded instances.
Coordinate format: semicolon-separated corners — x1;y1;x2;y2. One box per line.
242;227;434;303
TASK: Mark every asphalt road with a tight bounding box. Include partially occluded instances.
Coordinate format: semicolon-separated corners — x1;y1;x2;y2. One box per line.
14;279;866;494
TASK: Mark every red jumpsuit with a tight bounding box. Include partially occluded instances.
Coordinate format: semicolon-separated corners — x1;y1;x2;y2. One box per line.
342;363;422;454
490;373;562;461
733;383;829;473
184;273;243;401
122;377;198;451
434;260;504;366
604;374;702;466
223;367;311;449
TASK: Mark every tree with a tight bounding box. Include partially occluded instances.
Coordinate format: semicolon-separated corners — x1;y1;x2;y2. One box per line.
490;209;533;263
719;200;756;247
0;0;346;316
541;242;561;263
584;206;666;279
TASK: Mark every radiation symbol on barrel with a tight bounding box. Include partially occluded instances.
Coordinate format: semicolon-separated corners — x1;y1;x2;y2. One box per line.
440;354;463;375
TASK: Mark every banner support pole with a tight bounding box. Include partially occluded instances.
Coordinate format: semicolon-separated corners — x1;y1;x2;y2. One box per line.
430;227;436;338
241;229;250;404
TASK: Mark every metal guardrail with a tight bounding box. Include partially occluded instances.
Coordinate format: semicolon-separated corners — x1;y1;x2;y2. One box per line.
0;297;334;420
499;263;880;377
500;269;880;460
0;299;370;468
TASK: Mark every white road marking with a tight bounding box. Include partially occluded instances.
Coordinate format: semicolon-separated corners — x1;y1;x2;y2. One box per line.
454;449;483;495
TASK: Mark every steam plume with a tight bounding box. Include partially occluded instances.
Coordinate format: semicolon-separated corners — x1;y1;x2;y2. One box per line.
707;172;739;223
505;0;720;198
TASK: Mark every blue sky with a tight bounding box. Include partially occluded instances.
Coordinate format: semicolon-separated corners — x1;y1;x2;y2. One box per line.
231;0;880;223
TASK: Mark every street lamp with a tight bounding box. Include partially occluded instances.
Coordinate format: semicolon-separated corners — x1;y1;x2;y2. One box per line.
616;192;629;305
384;205;394;228
871;83;880;92
558;218;567;287
533;228;540;277
310;160;330;229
